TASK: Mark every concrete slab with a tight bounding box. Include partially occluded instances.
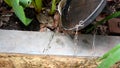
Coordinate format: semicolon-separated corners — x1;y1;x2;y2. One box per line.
0;30;54;54
0;29;120;56
76;34;120;56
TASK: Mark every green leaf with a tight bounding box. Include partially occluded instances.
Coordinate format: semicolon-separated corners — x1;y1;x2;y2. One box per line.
32;0;42;13
86;11;120;33
99;44;120;60
19;0;32;7
5;0;32;26
4;0;12;6
50;0;56;15
97;44;120;68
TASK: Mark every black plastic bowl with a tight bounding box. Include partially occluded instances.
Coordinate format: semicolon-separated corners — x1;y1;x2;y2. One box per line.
61;0;106;30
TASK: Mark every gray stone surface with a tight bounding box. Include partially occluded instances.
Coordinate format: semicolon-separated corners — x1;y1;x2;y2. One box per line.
0;29;120;56
0;30;54;54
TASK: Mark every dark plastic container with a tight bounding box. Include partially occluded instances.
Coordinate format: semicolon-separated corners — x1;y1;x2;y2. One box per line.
61;0;106;30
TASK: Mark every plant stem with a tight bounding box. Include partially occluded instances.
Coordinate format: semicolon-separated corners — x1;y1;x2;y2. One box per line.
50;0;56;15
32;0;42;13
86;11;120;33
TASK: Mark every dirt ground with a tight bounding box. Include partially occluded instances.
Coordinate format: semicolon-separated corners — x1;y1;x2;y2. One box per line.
0;54;100;68
0;53;119;68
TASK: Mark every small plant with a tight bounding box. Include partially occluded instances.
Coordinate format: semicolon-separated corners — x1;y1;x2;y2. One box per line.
49;0;56;15
86;11;120;33
4;0;59;26
97;44;120;68
32;0;42;13
4;0;32;26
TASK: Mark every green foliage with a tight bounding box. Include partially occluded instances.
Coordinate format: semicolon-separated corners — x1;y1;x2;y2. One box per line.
50;0;56;15
50;0;61;15
19;0;32;7
86;11;120;33
4;0;58;26
4;0;11;6
32;0;42;13
4;0;32;26
97;44;120;68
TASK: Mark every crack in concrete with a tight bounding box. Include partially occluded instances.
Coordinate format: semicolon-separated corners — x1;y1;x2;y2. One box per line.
42;33;55;53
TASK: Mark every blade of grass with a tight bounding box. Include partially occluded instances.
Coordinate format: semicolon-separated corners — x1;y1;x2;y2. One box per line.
32;0;42;13
99;44;120;60
86;11;120;33
97;44;120;68
50;0;56;15
4;0;12;6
